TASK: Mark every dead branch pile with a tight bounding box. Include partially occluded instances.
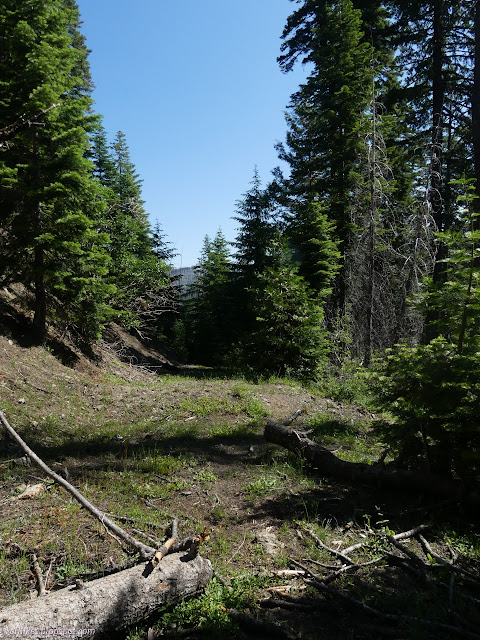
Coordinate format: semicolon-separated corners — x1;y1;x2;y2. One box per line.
261;523;480;639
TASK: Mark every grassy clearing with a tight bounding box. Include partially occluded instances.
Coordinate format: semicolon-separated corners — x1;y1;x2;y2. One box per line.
0;345;479;639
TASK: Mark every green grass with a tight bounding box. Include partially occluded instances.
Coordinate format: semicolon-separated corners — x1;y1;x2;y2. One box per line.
143;573;273;640
244;473;281;498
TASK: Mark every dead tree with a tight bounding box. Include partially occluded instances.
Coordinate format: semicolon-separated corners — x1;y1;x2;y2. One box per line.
0;552;213;639
264;419;478;501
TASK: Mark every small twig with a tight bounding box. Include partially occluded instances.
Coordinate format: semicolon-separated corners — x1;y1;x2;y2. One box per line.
31;553;46;597
260;597;314;612
43;559;54;590
322;556;385;585
105;513;168;530
272;569;306;577
386;535;431;583
418;534;480;583
151;518;179;567
213;571;230;588
131;528;161;548
342;523;430;556
226;533;247;565
282;410;303;426
303;525;354;565
291;559;323;581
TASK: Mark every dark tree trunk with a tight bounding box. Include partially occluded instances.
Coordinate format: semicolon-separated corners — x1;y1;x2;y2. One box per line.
264;420;475;501
425;0;446;343
32;235;47;344
473;0;480;226
31;130;46;343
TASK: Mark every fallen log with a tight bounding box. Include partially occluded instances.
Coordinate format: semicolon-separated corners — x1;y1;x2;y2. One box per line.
264;420;477;501
0;552;213;639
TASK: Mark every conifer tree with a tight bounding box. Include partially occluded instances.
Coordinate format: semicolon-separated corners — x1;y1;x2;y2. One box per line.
189;230;233;365
0;0;113;341
287;201;341;302
89;128;171;331
231;169;277;336
372;179;480;478
243;235;326;379
278;0;375;317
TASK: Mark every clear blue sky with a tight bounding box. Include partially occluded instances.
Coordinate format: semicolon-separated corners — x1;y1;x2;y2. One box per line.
76;0;305;267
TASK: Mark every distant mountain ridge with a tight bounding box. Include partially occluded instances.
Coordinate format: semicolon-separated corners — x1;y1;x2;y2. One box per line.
171;266;196;289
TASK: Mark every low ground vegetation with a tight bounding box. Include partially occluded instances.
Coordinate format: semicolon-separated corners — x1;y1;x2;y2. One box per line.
0;327;479;639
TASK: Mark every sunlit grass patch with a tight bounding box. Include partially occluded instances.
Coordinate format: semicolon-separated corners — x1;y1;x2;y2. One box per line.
194;467;218;484
244;473;281;498
178;396;243;416
146;573;274;640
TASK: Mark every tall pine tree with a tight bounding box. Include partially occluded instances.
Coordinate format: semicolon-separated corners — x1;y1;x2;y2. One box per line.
278;0;375;318
0;0;113;341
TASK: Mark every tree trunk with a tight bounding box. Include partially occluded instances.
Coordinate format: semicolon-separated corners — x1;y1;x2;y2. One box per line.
0;553;212;639
31;130;46;344
264;420;475;501
425;0;446;343
32;237;47;344
473;0;480;227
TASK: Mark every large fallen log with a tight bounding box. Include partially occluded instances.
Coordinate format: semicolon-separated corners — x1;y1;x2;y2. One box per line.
0;552;213;639
264;420;479;501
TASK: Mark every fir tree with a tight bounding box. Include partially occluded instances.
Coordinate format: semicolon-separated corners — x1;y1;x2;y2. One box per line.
89;128;171;331
0;0;113;341
189;230;233;365
372;181;480;478
287;200;341;301
278;0;375;316
231;169;277;336
244;236;327;379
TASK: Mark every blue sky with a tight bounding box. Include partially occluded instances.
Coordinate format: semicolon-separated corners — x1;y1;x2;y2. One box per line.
76;0;305;267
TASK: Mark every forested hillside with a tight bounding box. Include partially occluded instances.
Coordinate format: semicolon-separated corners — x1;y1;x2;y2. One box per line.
1;1;479;639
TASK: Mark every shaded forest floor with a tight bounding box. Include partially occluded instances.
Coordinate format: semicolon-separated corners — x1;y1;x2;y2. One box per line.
0;299;479;639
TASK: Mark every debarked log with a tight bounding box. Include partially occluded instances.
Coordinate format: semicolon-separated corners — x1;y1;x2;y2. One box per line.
0;552;213;639
264;420;476;501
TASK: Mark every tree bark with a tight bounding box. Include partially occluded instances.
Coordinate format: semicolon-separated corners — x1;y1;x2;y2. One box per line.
0;553;213;639
264;420;477;501
473;0;480;227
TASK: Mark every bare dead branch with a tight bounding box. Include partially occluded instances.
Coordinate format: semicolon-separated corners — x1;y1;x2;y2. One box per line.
302;524;355;565
342;523;430;556
418;535;480;584
0;104;60;146
0;408;155;559
307;578;480;639
31;553;47;597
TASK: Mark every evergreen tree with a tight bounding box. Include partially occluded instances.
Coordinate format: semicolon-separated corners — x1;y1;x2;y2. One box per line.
152;220;177;263
231;169;277;335
372;179;480;479
278;0;375;316
287;200;341;301
0;0;113;341
89;124;115;189
243;236;327;379
89;128;171;331
189;230;233;365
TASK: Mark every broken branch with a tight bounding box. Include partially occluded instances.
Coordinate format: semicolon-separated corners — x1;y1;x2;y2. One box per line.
0;408;155;558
